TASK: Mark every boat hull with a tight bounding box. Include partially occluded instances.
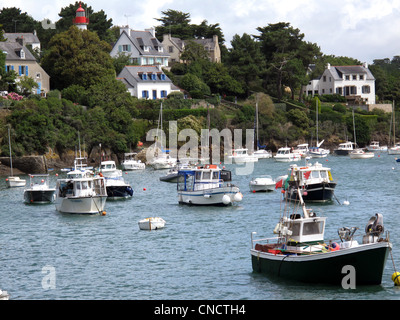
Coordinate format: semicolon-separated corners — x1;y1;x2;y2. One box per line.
285;182;336;203
55;196;107;214
24;190;56;204
121;162;145;170
178;186;241;206
138;217;166;230
333;150;351;156
106;185;133;200
251;241;390;285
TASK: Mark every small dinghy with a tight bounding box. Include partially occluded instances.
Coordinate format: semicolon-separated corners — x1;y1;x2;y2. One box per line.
138;217;166;230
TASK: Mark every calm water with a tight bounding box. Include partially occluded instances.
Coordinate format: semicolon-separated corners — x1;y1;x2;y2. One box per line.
2;153;400;300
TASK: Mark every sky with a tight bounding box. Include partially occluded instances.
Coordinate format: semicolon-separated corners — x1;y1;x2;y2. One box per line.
2;0;400;64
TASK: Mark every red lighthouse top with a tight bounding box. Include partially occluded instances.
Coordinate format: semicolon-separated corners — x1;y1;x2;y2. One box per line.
73;3;89;26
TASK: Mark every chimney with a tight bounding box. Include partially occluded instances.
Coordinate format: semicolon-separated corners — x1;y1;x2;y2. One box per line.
120;25;130;35
326;63;331;70
145;27;155;37
363;62;369;69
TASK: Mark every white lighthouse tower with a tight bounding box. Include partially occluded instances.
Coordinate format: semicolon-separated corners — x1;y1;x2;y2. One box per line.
73;3;89;30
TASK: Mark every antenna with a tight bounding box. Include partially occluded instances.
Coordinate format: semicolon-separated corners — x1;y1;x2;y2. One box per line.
124;14;131;26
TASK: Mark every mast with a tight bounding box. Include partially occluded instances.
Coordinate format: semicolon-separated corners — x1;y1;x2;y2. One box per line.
8;126;13;177
352;108;357;146
393;101;396;147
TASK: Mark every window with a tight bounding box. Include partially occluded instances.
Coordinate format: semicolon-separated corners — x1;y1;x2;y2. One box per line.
360;75;364;80
142;90;149;98
353;75;357;80
142;74;147;80
323;76;326;82
151;74;157;81
19;65;28;76
303;221;324;236
362;85;371;94
168;46;173;53
160;74;166;81
161;90;167;98
345;75;350;80
122;44;131;52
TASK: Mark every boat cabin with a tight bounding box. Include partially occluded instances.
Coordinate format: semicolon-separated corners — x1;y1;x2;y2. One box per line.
232;148;250;156
57;177;106;198
177;164;222;191
285;215;326;244
100;160;117;171
289;162;333;185
276;147;292;155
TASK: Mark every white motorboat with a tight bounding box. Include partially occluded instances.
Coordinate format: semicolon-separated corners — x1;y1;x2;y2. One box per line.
349;148;375;159
253;149;272;159
149;152;177;170
121;152;145;170
138;217;166;230
333;141;356;155
228;148;258;163
274;147;301;162
249;175;275;192
160;160;195;183
177;164;243;206
24;174;56;204
293;143;309;158
5;126;26;188
55;163;107;214
367;141;387;152
98;160;133;199
388;143;400;155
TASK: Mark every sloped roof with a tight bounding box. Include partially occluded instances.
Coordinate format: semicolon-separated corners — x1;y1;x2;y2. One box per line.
4;33;40;44
0;42;36;61
330;65;375;80
122;30;168;57
117;65;172;88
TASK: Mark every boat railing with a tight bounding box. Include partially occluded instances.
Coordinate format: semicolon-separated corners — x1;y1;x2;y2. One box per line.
251;232;282;249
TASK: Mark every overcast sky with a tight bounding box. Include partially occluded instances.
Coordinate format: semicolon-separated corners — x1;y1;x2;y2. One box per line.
2;0;400;63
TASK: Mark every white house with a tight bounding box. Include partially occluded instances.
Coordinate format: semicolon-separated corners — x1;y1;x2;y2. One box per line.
306;63;376;105
117;65;179;99
110;26;170;68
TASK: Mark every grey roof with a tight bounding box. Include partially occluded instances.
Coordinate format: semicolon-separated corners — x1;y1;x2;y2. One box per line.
4;33;40;44
117;65;172;88
123;30;169;57
330;65;375;80
0;42;36;61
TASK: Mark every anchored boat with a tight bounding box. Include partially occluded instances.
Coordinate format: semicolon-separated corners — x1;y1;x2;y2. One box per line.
177;164;243;206
250;188;392;285
24;174;56;204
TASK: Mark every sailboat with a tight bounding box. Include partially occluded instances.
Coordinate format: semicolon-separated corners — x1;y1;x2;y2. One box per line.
349;109;374;159
253;102;272;159
308;103;329;158
5;126;26;188
388;101;400;155
148;102;177;170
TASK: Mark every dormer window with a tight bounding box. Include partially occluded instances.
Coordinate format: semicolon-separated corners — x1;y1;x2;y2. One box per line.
20;49;25;59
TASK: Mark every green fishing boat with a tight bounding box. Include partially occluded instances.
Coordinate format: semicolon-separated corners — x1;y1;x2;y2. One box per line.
250;188;392;285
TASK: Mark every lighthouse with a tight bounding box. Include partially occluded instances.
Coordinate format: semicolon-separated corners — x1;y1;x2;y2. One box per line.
73;3;89;30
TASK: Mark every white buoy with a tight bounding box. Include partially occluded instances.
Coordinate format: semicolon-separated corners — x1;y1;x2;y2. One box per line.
343;200;350;206
234;192;243;202
222;195;231;205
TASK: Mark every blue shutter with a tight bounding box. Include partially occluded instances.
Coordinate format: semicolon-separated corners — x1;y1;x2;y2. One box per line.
36;82;41;94
118;45;122;52
19;66;22;76
143;74;147;80
11;65;14;71
151;74;156;80
127;45;131;52
161;74;166;81
25;65;28;76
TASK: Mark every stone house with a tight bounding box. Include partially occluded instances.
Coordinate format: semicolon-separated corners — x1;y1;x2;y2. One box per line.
0;42;50;95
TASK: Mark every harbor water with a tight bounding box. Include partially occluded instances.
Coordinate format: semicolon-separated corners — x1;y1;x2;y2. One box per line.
2;153;400;300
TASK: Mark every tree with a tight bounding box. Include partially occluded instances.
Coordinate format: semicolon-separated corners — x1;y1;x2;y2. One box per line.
41;26;115;90
255;22;321;100
0;7;37;33
225;33;266;95
17;76;38;96
155;9;192;40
